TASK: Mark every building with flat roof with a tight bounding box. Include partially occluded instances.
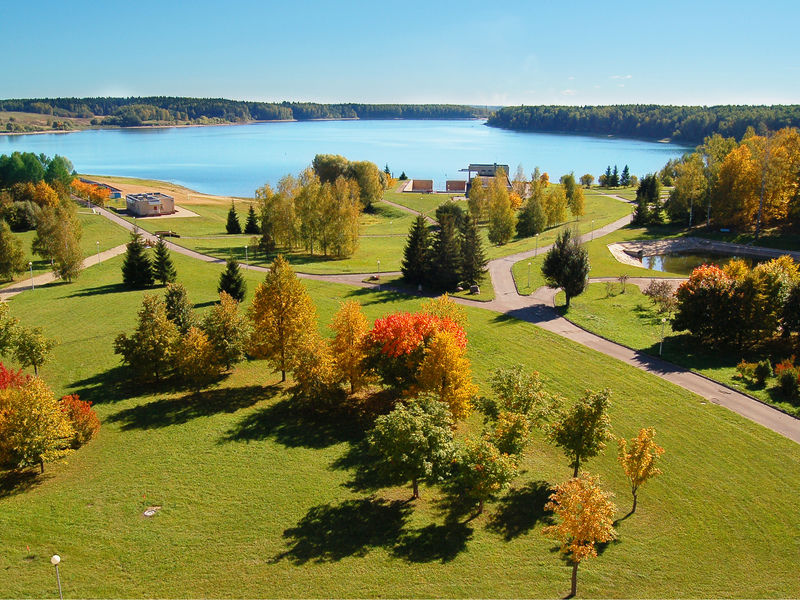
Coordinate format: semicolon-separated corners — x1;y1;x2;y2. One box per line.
446;180;467;193
126;192;175;217
410;179;434;193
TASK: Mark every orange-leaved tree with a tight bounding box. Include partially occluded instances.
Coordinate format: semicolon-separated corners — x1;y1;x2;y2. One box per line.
248;255;316;382
329;300;370;394
617;427;664;516
543;473;617;598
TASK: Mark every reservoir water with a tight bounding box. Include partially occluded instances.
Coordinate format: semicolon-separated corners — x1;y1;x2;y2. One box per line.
0;120;690;197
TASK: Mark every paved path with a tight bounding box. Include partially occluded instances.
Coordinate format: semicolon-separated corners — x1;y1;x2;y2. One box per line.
12;198;799;444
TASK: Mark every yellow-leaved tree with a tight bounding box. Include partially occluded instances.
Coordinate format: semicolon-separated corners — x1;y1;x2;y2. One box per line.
420;293;468;329
543;473;617;599
249;255;316;382
329;300;369;394
0;377;73;472
174;326;221;388
417;329;476;420
617;427;664;516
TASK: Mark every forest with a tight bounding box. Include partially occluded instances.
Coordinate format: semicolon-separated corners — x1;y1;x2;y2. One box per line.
487;104;800;143
0;97;490;127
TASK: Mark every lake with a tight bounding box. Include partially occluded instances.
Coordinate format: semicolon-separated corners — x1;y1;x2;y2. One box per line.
0;120;690;197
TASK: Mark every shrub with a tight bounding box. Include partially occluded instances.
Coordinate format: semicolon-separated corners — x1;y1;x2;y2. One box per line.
778;368;799;399
754;360;772;387
736;360;757;382
59;394;100;448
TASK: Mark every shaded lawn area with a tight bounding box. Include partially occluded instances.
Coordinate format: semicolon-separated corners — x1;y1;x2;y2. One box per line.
0;254;799;597
556;282;800;417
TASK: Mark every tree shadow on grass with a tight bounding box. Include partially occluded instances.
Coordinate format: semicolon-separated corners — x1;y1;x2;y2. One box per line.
391;521;473;563
273;497;411;564
0;469;51;499
486;480;555;541
65;283;129;298
342;286;416;306
221;396;364;449
67;365;149;405
107;385;278;430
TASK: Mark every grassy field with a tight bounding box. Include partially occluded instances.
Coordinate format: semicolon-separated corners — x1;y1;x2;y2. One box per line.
512;224;689;295
0;254;799;597
1;207;132;288
556;283;800;418
383;190;457;216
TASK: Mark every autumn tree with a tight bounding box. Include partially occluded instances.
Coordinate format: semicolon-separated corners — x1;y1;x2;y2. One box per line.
467;176;487;221
226;201;242;234
0;304;19;357
568;186;585;220
543;186;568;227
13;326;55;376
541;228;590;308
671;265;736;347
548;388;613;476
202;291;250;370
0;376;74;472
580;173;594;188
121;229;153;288
460;216;487;286
59;394;100;449
487;173;516;245
617;427;665;515
417;329;477;420
248;255;316;382
114;294;179;382
666;155;707;225
401;215;430;285
367;397;455;499
542;473;617;598
164;283;195;334
174;326;221;388
218;256;246;302
329;300;369;394
512;164;527;197
421;293;468;329
152;238;177;285
0;220;26;281
449;437;517;514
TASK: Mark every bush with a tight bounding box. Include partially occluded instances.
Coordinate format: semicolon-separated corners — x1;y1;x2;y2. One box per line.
754;360;771;386
59;394;100;448
736;360;757;382
778;369;799;399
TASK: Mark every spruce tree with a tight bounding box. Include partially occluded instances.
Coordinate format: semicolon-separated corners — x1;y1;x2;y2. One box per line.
604;166;612;188
400;215;430;286
460;216;487;287
164;282;195;334
218;256;246;302
226;202;242;234
244;204;260;234
152;238;177;285
430;218;462;292
121;230;153;288
620;165;631;187
516;195;546;237
611;165;620;187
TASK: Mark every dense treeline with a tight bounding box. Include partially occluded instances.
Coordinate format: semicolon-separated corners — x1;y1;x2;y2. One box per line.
0;97;490;127
488;104;800;143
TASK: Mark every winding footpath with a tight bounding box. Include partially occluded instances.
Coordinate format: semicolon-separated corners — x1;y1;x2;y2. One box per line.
6;197;798;444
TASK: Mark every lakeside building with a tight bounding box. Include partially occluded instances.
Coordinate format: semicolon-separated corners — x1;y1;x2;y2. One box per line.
461;163;512;195
446;180;467;193
78;178;123;199
126;192;175;217
410;179;434;193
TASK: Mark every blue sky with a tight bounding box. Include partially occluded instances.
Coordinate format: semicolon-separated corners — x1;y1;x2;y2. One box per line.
2;0;798;105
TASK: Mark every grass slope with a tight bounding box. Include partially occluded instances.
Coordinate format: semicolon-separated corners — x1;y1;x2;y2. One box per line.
0;255;799;597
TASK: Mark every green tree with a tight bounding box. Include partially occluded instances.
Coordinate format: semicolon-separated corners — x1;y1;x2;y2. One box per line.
516;193;547;237
548;389;613;477
13;326;55;376
218;256;246;302
460;216;487;286
244;204;260;234
611;165;619;187
32;201;83;282
0;303;19;357
632;174;663;225
164;282;195;334
620;165;631;186
0;220;26;281
202;291;250;370
152;238;177;285
226;201;242;234
450;437;518;514
560;173;576;204
484;365;562;428
429;218;462;291
121;230;153;288
541;228;590;308
113;294;179;382
400;215;430;285
367;397;455;499
579;173;594;188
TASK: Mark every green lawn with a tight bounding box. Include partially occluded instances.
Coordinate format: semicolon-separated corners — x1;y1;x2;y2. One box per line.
2;207;132;288
0;254;799;597
383;190;454;216
513;224;689;295
556;283;800;418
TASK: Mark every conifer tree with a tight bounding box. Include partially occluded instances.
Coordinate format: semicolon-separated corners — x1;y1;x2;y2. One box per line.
541;228;589;308
226;201;242;234
152;238;177;285
400;215;430;285
164;282;195;334
430;218;462;291
611;165;620;187
121;230;153;288
218;256;246;302
244;204;261;234
620;164;631;187
460;216;487;286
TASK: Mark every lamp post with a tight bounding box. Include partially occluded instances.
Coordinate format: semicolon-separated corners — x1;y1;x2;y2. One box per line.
527;261;531;289
244;245;248;269
591;219;595;242
28;262;34;290
96;241;100;264
51;555;63;600
377;259;380;277
659;317;667;356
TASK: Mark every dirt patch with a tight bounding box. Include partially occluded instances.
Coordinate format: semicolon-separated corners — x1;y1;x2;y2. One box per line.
84;174;251;206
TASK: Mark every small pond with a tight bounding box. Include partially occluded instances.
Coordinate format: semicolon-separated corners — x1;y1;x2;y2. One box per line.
640;252;762;275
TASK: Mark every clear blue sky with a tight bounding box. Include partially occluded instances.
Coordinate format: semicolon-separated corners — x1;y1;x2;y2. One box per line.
2;0;798;105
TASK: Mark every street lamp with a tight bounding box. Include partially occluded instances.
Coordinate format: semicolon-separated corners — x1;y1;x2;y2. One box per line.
244;245;248;268
659;317;667;356
28;262;34;290
51;555;63;600
377;259;381;277
96;241;100;264
527;261;531;289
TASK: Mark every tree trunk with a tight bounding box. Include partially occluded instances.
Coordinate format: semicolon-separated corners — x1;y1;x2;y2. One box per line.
573;463;579;478
412;478;419;500
39;459;44;474
631;489;638;515
33;364;38;376
569;561;579;598
281;369;286;383
565;293;571;309
478;498;484;515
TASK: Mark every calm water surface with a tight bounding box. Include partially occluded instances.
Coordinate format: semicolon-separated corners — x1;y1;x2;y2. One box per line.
1;120;689;197
641;253;761;275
